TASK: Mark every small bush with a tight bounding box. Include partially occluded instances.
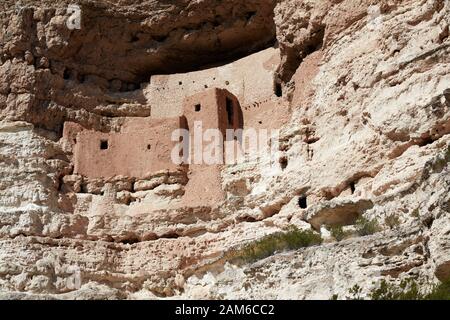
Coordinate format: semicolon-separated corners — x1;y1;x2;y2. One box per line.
231;226;322;263
370;279;420;300
384;214;401;229
355;216;380;236
411;208;420;218
347;284;363;300
425;279;450;300
329;225;352;241
369;278;450;300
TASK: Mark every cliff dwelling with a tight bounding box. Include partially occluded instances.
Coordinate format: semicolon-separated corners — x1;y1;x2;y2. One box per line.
61;46;287;209
1;0;450;302
55;43;295;230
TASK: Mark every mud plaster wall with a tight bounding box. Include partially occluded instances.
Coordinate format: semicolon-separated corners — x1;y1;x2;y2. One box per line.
183;88;242;134
70;117;187;179
180;89;242;208
147;47;280;118
182;88;242;164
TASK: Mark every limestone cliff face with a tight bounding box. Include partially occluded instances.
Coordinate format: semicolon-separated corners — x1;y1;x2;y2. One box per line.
0;0;449;299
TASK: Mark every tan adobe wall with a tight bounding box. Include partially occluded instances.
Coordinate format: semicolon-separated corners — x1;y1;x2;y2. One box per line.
147;47;280;118
68;117;187;179
183;88;242;136
179;165;225;208
182;88;243;164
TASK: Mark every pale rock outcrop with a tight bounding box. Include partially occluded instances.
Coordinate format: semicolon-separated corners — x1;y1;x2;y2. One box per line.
0;0;449;300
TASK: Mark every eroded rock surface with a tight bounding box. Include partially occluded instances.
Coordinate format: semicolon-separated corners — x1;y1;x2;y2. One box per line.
0;0;449;299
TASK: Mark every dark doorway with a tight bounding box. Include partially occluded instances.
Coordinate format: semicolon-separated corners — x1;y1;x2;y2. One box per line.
226;97;234;125
275;82;282;97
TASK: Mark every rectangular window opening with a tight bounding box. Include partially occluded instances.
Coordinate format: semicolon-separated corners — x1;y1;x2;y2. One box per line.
100;139;108;150
195;104;201;112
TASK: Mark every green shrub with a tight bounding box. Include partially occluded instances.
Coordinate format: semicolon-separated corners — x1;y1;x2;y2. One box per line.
329;225;352;241
411;208;420;218
384;214;401;229
425;279;450;300
370;279;420;300
355;216;380;236
347;284;363;300
369;278;450;300
231;226;322;263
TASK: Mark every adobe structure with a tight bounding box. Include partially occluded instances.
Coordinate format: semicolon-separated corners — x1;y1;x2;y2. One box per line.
183;88;242;135
64;117;188;179
62;46;288;207
64;87;245;178
146;47;281;118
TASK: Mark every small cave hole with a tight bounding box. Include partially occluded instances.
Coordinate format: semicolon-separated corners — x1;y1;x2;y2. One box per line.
195;104;201;112
305;27;325;55
418;136;435;147
147;144;151;150
126;83;137;91
258;121;262;125
178;81;182;85
153;35;168;42
56;176;63;192
130;34;139;43
279;157;288;170
350;181;356;194
100;139;108;150
225;81;230;85
275;82;282;97
298;196;307;209
63;68;71;80
213;16;221;27
238;215;257;223
161;232;179;239
245;11;257;21
120;237;140;245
